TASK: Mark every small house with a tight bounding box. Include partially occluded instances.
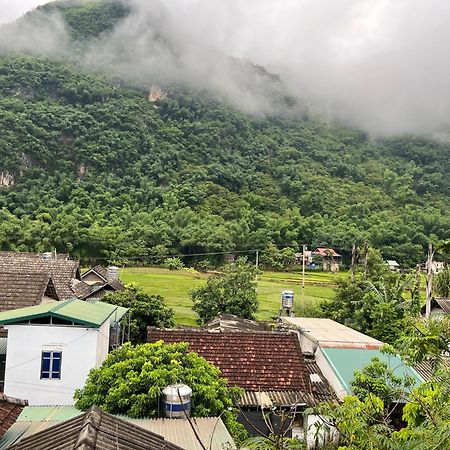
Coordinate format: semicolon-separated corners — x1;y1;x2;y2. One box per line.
0;299;127;405
311;248;341;272
386;260;400;272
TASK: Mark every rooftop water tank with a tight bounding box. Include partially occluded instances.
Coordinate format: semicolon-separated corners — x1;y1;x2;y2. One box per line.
162;384;192;419
42;252;53;261
107;266;119;281
281;290;294;310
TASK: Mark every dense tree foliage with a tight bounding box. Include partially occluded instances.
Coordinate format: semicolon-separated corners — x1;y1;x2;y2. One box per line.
0;1;449;266
74;341;247;441
320;249;420;343
102;285;175;343
191;258;258;324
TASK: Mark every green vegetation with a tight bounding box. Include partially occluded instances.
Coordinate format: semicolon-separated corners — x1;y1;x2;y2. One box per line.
75;341;247;442
120;267;335;325
101;285;175;343
191;258;258;324
0;1;448;267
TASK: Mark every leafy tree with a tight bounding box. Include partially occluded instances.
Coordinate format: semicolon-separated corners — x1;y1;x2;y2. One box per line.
321;248;418;343
102;284;175;343
163;257;184;270
191;258;258;324
74;341;247;442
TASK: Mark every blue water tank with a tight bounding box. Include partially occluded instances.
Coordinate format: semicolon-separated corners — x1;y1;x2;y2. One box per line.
282;290;294;309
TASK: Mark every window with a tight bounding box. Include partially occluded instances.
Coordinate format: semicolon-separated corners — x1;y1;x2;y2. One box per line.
41;351;62;379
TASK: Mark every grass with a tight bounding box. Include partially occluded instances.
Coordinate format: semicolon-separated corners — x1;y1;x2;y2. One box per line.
121;267;339;326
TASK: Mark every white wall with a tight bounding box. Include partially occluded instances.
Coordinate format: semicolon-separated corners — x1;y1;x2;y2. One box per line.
305;414;338;449
96;320;110;366
314;347;348;400
4;324;107;405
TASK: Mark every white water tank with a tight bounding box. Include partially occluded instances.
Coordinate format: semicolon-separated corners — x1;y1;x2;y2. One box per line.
162;384;192;418
42;252;53;261
281;290;294;310
107;266;119;280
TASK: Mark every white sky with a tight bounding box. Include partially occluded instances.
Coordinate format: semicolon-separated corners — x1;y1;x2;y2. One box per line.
0;0;47;25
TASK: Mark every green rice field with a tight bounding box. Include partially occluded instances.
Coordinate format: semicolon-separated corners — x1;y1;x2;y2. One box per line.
121;267;341;326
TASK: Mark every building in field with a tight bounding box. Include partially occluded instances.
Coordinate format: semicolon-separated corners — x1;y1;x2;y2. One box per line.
311;248;342;272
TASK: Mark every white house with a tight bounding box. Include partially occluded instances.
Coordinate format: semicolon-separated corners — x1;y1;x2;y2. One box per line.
386;260;400;271
0;299;127;406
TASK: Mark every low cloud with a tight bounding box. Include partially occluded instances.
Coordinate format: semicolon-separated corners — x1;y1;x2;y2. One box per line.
2;0;450;137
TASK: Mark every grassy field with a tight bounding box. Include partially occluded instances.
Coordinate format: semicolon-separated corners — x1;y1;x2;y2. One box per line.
121;267;340;326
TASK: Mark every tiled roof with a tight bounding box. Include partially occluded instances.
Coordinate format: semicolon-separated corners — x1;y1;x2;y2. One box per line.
0;394;28;438
312;248;341;257
0;253;80;300
81;265;108;282
304;358;339;404
7;406;183;450
0;271;58;312
148;328;311;393
72;279;125;300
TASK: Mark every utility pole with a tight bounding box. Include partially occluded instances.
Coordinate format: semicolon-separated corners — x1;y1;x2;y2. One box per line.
363;242;369;280
351;243;356;281
425;243;434;319
301;244;306;312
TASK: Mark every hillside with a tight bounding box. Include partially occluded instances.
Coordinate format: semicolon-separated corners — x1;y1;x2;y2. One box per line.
0;0;449;266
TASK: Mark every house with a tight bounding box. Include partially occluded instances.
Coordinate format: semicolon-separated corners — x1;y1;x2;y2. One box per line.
147;328;337;444
5;406;184;450
0;299;127;405
0;405;235;450
311;248;341;272
386;260;400;272
420;297;450;317
0;394;27;439
282;317;423;400
77;264;125;300
0;252;81;301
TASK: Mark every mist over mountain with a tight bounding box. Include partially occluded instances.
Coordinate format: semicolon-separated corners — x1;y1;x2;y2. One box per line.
0;0;448;265
2;0;450;137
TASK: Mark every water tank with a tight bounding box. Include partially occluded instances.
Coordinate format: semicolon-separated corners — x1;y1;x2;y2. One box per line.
281;290;294;310
42;252;53;261
162;384;192;419
107;266;119;281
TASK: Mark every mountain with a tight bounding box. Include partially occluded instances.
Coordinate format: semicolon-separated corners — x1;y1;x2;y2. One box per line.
0;0;449;265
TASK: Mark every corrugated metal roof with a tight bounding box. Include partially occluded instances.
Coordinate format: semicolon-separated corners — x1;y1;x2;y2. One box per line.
0;299;128;328
0;338;7;356
238;390;312;408
124;417;235;450
0;407;235;450
320;347;424;395
283;317;383;349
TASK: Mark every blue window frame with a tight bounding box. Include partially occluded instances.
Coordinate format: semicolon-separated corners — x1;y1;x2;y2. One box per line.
41;351;62;379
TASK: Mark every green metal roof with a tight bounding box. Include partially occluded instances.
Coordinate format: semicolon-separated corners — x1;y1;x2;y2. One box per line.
0;299;128;328
321;347;424;395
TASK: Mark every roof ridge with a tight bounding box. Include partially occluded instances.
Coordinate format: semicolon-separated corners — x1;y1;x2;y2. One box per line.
74;406;101;449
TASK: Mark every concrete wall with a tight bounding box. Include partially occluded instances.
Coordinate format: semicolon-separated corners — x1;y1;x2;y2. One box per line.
314;347;348;400
4;324;104;405
96;321;110;366
82;272;104;285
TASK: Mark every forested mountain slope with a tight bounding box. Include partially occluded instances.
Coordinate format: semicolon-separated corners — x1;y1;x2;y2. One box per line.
0;1;449;265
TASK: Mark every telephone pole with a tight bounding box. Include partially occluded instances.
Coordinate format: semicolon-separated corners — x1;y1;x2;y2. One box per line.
301;244;306;312
425;243;434;319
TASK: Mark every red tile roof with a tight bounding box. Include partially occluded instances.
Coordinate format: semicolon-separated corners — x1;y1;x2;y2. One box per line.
147;328;311;392
0;394;28;437
312;248;341;257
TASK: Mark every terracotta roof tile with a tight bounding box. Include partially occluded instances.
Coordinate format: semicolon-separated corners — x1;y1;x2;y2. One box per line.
0;394;28;438
0;271;58;311
0;253;80;300
148;328;311;393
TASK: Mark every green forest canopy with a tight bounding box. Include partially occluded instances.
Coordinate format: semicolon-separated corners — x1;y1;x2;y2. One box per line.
0;0;449;267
